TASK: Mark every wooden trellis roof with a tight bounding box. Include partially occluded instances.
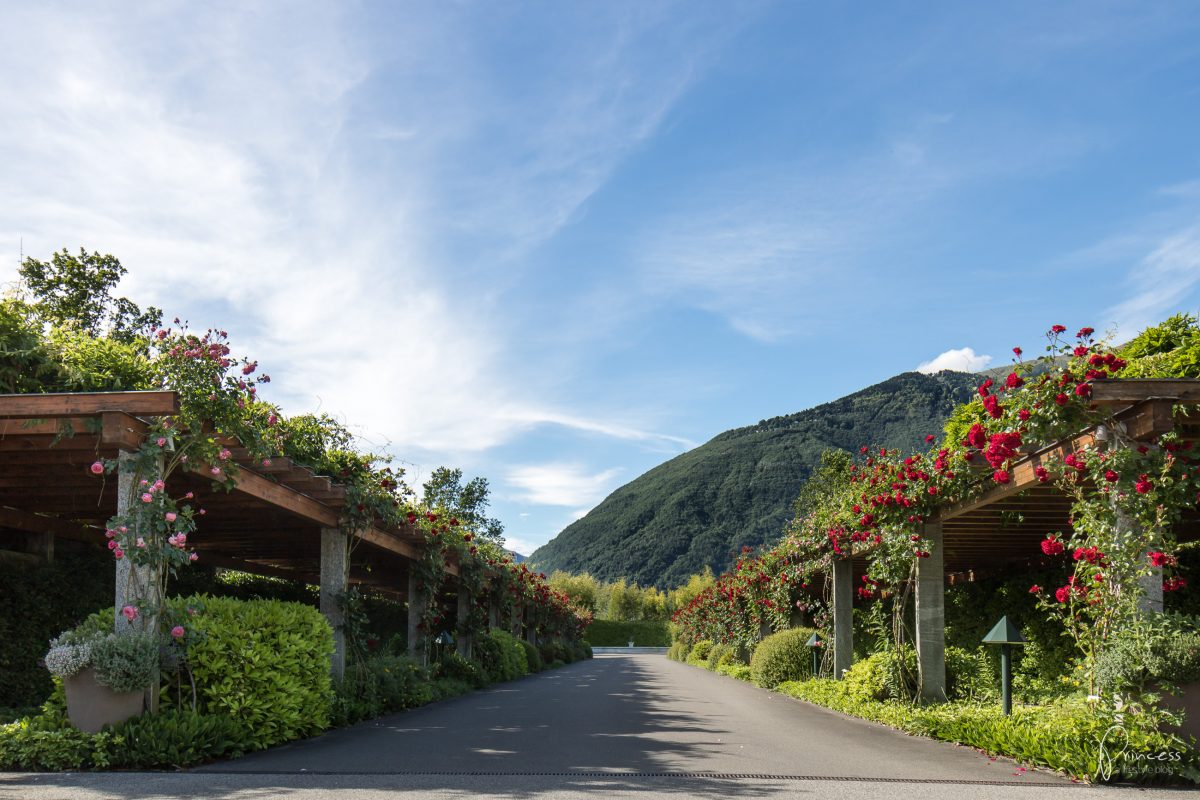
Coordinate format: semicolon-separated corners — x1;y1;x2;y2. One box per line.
933;379;1200;574
0;391;450;595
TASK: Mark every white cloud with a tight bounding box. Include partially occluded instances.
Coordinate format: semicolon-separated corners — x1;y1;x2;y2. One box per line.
0;3;702;466
506;463;622;507
1106;223;1200;337
916;347;993;374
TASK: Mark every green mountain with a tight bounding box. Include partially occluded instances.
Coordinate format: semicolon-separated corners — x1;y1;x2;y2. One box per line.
529;371;980;588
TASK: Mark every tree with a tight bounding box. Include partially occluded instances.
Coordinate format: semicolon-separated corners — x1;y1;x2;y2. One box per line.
19;248;161;342
422;466;505;543
548;571;601;613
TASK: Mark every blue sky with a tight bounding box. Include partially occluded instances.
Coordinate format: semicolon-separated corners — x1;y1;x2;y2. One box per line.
2;2;1199;555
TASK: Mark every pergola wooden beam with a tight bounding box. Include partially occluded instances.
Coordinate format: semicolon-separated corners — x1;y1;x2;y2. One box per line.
0;391;179;418
1090;379;1200;406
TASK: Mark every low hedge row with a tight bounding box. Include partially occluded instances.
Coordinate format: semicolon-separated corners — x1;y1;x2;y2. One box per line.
584;620;670;647
1;594;590;771
777;679;1198;783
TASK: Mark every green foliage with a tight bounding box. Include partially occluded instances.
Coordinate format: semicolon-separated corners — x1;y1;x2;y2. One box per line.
717;663;752;681
330;655;432;727
0;299;64;392
0;553;113;710
109;709;252;768
705;643;733;671
475;629;527;683
422;467;504;544
584;619;671;647
749;627;817;688
170;595;333;749
778;679;1199;784
531;371;978;587
667;641;688;661
18;248;161;341
433;653;487;689
89;632;158;693
1095;616;1200;692
0;714;114;771
519;639;543;672
1119;314;1200;378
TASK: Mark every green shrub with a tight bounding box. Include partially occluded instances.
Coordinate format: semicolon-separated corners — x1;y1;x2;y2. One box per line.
946;646;995;701
668;641;689;662
0;714;114;771
777;679;1198;783
749;627;816;688
706;643;731;671
573;641;592;661
108;709;252;768
584;620;670;647
433;653;487;689
686;639;715;666
330;655;430;726
484;629;527;682
717;663;752;681
170;595;333;749
520;640;543;672
1096;621;1200;692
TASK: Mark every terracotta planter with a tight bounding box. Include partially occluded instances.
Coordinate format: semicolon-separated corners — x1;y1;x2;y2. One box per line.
1158;681;1200;743
64;667;144;733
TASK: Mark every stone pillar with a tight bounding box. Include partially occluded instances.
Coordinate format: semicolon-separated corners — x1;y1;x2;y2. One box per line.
831;557;854;678
115;452;161;636
320;527;348;680
488;600;500;630
511;604;524;638
456;584;473;658
915;521;947;702
1140;568;1164;614
407;571;427;664
24;531;54;561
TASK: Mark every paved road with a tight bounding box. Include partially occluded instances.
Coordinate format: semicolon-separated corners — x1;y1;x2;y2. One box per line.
0;655;1186;799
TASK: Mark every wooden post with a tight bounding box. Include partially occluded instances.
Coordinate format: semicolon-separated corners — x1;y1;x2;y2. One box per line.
915;521;947;702
407;571;427;664
831;557;853;678
320;527;349;680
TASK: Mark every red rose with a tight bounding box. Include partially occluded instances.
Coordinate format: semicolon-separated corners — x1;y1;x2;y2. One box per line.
977;378;994;398
1018;408;1031;421
993;469;1010;484
983;394;1003;419
1013;346;1023;357
1035;465;1050;482
1029;584;1041;594
1005;372;1024;389
1147;551;1168;568
1104;470;1119;483
925;434;935;443
1041;537;1064;556
967;423;988;450
1055;586;1071;603
1076;327;1094;338
1074;383;1091;398
1051;324;1067;334
1135;474;1153;494
1054;393;1069;406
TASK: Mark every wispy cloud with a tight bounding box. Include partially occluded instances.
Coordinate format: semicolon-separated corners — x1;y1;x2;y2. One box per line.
916;347;992;374
506;463;622;507
1106;223;1200;336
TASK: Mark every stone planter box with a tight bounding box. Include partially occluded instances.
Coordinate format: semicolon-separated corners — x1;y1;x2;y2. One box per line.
1159;681;1200;743
64;667;144;733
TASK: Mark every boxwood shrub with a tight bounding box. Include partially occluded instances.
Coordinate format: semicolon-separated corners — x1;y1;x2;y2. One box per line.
686;639;715;666
749;627;817;688
584;620;670;647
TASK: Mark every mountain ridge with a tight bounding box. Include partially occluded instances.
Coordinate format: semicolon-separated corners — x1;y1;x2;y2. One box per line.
529;370;980;588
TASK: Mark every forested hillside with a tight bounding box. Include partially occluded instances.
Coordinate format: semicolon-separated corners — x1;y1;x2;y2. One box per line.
530;371;979;587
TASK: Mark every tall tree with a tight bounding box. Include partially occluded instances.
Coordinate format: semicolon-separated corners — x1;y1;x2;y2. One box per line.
422;466;505;544
19;248;161;342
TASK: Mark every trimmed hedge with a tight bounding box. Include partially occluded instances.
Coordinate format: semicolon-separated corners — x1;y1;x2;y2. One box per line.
584;619;670;647
749;627;817;688
168;595;333;749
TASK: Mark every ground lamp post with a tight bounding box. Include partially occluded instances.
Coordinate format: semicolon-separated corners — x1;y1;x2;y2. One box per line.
806;632;822;678
434;630;454;661
983;616;1025;716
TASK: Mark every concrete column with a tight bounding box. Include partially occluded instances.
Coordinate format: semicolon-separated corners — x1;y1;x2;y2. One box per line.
915;521;947;703
407;571;427;664
1140;567;1164;614
488;600;500;630
456;585;473;658
511;604;524;639
24;531;54;561
115;452;161;636
320;527;348;680
831;557;854;678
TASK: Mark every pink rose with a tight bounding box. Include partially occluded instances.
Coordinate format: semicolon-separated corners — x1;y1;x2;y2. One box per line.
171;626;185;639
188;552;199;562
113;548;124;559
121;605;138;621
165;512;177;522
141;493;154;503
90;461;104;475
156;437;167;447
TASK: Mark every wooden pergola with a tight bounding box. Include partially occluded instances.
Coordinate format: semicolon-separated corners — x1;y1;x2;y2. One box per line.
827;379;1200;698
0;390;481;676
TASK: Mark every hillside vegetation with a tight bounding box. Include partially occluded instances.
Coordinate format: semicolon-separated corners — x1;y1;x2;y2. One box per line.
531;370;979;587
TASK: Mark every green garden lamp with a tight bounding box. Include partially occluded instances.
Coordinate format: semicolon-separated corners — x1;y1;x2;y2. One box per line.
982;616;1025;716
806;632;823;678
434;630;454;659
